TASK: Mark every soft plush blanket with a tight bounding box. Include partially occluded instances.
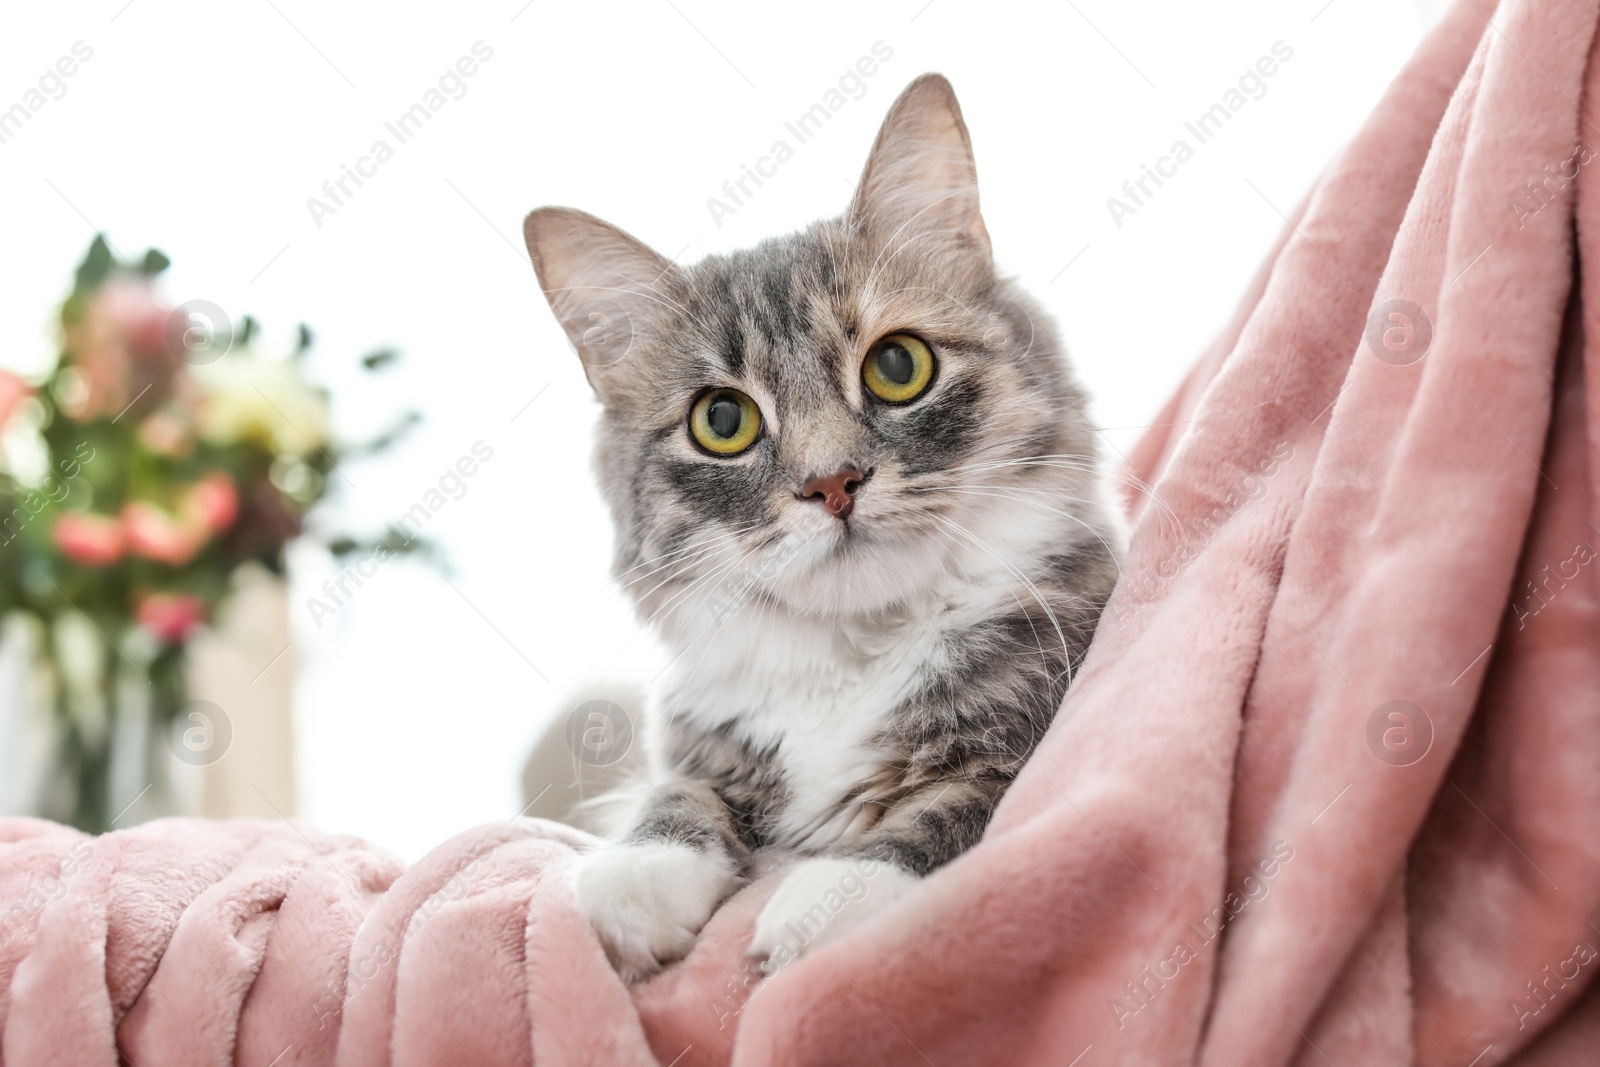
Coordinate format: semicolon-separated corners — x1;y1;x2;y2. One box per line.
5;0;1600;1062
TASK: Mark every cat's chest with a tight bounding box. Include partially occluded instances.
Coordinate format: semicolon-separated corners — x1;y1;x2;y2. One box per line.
661;606;951;850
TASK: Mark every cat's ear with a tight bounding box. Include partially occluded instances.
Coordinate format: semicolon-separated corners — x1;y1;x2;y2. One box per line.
524;207;674;395
849;73;990;258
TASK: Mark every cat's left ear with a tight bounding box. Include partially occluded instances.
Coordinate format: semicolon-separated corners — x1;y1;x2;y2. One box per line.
524;206;674;396
849;73;990;260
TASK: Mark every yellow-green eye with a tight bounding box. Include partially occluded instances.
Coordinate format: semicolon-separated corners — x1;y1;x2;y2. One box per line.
863;334;935;404
689;389;762;455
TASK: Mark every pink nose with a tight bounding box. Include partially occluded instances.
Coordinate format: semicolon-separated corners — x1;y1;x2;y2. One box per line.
799;467;865;520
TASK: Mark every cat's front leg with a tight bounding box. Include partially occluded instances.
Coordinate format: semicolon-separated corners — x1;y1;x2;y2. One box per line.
747;777;1005;968
575;779;749;981
746;854;920;968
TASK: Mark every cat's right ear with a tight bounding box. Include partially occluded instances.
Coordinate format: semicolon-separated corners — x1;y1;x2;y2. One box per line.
523;207;674;396
849;74;990;260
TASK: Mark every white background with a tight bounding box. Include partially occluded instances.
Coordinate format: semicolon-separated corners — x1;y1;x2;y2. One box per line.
2;0;1449;858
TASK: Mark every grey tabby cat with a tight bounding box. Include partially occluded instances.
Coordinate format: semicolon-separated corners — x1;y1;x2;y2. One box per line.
524;74;1123;981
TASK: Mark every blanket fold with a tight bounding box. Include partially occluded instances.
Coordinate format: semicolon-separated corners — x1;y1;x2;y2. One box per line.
4;0;1599;1062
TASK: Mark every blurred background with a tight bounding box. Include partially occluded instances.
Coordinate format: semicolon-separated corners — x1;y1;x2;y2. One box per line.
0;0;1449;859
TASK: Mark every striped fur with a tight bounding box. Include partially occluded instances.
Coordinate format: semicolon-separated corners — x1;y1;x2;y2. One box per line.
525;74;1124;978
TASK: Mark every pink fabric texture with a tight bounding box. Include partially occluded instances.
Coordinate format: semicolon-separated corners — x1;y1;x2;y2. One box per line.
5;0;1600;1061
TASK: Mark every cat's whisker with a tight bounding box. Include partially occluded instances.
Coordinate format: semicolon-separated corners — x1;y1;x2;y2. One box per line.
933;453;1180;530
875;285;973;322
615;521;764;590
939;448;1096;474
645;532;820;712
626;278;723;341
664;557;788;698
932;514;1076;690
822;227;849;317
945;461;1174;524
632;538;748;616
860;227;967;313
858;191;968;303
907;480;1111;512
542;283;705;337
615;532;730;587
618;543;741;600
643;533;750;601
637;541;754;632
949;427;1076;467
932;516;1051;650
620;515;765;572
917;484;1129;587
591;260;724;340
943;451;1127;479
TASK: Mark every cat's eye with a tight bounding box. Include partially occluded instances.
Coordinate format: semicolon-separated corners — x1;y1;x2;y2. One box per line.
862;333;936;404
689;388;763;456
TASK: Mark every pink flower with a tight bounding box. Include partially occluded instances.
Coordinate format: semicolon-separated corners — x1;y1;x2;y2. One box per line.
96;277;172;361
52;512;125;566
137;410;193;456
0;370;29;432
134;592;205;644
63;277;179;419
120;501;205;566
181;472;239;534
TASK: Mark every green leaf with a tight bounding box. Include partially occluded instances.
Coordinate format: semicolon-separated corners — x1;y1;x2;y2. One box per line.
74;235;114;293
140;249;171;277
361;347;399;371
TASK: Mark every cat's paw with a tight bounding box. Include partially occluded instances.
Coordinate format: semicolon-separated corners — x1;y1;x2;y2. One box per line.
747;856;919;968
574;840;743;982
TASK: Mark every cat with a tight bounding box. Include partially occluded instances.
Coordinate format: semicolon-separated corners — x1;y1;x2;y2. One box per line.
523;73;1124;981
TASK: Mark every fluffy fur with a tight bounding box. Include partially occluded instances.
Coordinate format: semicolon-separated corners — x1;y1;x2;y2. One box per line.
525;73;1123;979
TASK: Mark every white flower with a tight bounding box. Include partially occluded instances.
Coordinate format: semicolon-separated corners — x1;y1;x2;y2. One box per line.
193;353;330;459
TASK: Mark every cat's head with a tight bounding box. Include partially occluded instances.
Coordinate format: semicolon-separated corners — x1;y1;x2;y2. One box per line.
525;74;1111;632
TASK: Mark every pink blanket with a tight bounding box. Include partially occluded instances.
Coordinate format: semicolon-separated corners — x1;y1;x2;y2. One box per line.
6;0;1600;1061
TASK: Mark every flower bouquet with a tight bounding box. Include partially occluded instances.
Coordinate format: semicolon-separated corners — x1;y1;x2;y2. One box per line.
0;236;418;831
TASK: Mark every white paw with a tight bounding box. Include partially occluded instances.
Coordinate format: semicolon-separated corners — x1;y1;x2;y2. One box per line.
747;856;919;969
574;840;743;981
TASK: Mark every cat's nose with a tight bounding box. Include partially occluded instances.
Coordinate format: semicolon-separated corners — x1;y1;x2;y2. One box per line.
799;466;866;521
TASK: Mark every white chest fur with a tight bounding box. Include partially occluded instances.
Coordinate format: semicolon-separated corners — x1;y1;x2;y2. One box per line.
655;559;1020;850
659;607;925;849
647;481;1112;850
